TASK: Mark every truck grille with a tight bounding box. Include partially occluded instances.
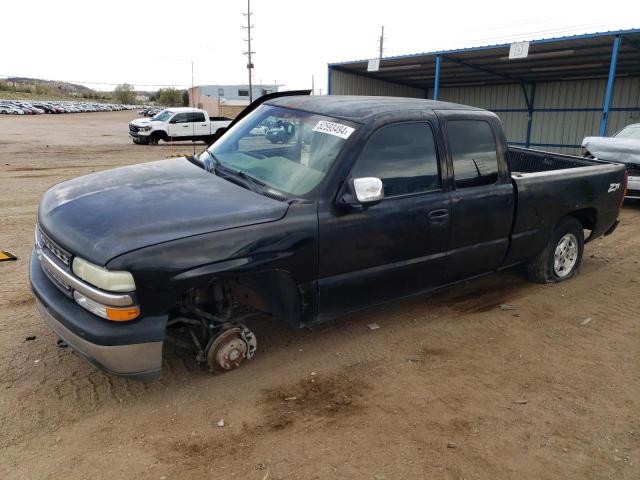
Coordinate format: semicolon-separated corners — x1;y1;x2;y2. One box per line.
38;228;72;266
129;124;139;133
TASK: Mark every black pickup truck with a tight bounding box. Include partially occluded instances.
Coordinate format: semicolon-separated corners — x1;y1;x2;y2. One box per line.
30;94;627;381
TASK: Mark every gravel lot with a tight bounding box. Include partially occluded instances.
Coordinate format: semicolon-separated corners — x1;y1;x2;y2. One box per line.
1;111;639;479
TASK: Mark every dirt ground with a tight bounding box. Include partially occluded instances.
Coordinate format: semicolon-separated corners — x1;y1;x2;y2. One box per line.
1;111;639;480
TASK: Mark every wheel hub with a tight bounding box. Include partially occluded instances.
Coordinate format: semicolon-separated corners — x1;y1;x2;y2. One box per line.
206;327;257;374
553;233;578;278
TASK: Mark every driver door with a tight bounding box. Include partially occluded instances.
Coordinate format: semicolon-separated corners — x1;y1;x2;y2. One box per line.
168;112;190;138
317;120;451;321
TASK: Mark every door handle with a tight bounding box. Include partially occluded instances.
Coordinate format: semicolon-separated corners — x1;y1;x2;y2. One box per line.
428;209;449;225
201;124;207;126
183;125;189;127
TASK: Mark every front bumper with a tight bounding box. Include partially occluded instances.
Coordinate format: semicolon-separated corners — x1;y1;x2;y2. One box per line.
128;128;151;141
29;250;166;381
626;175;640;199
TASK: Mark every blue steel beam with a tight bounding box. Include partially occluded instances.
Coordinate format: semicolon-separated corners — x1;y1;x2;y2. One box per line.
433;55;441;100
599;35;622;136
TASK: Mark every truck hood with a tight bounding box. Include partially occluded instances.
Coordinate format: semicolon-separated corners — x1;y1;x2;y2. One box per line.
582;136;640;165
130;118;155;127
38;158;289;266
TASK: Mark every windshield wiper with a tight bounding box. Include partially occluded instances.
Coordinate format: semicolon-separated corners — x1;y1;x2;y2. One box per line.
202;150;265;193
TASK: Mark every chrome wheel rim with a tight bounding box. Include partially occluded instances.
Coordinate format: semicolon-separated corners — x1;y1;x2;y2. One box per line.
553;233;578;278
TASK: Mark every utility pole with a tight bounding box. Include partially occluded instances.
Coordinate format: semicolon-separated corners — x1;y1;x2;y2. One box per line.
379;26;385;60
243;0;255;103
311;74;315;95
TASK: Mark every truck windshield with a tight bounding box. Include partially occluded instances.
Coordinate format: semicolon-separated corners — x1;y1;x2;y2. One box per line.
202;105;356;196
152;110;173;122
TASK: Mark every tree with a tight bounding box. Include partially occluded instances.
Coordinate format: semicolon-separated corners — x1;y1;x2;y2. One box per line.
114;83;136;104
157;87;182;107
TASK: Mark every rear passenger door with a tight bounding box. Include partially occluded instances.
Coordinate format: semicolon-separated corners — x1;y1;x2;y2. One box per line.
190;111;209;137
318;120;451;321
438;112;515;280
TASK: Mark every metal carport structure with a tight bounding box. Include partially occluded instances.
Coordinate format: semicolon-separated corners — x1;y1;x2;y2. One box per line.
327;28;640;153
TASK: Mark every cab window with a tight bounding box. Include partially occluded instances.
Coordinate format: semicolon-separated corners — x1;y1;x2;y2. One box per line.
447;120;499;188
189;112;206;123
351;122;440;197
171;113;189;124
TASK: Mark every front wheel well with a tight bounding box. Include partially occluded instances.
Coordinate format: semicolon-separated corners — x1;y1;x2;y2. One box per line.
172;270;303;328
151;130;168;141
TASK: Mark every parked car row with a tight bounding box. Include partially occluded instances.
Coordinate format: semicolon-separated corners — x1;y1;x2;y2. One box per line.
138;107;163;117
0;100;142;115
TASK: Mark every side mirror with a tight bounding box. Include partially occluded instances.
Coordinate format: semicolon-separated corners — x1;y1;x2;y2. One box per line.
169;118;178;124
354;177;384;203
339;177;384;208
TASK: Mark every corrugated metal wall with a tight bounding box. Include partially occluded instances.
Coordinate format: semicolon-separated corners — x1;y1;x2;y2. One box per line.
609;77;640;135
329;69;424;99
330;68;640;155
437;84;529;145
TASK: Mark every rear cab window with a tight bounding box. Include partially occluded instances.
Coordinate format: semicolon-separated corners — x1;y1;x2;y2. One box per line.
352;122;440;197
189;112;206;123
447;119;499;188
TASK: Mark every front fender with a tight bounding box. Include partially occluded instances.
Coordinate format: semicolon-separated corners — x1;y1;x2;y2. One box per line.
106;203;320;326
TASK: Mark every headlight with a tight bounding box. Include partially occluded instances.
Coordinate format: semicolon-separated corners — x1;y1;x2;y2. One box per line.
72;257;136;292
139;126;151;132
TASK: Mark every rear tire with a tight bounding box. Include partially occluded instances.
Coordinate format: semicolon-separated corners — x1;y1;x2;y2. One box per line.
526;216;584;283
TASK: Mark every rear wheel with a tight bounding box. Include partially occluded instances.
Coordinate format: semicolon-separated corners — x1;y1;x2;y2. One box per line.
526;216;584;283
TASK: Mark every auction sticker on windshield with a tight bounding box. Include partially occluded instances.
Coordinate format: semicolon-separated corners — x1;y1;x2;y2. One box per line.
313;120;355;140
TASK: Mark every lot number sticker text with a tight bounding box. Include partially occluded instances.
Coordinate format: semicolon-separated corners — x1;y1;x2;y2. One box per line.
313;120;355;140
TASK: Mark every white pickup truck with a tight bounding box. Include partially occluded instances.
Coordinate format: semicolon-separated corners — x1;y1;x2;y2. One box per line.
129;107;232;144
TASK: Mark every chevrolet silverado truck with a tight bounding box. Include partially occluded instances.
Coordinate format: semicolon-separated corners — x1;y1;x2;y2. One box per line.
128;107;231;145
30;94;627;381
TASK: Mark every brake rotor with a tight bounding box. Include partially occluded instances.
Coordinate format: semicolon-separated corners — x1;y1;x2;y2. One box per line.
207;327;256;374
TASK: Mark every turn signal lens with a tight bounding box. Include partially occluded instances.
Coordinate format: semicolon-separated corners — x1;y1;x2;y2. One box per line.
73;291;140;321
105;306;140;321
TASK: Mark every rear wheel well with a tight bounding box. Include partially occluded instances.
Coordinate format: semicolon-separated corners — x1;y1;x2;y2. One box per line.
566;208;597;240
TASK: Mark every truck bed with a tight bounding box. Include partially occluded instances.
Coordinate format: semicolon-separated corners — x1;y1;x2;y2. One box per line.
507;146;600;174
502;146;626;267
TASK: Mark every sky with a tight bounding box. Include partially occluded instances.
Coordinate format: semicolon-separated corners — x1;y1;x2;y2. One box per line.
1;0;636;93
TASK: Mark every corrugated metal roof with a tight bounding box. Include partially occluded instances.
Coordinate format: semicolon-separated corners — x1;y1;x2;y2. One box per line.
329;28;640;89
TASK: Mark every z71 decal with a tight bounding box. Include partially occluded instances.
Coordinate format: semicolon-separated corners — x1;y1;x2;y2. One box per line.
608;183;621;193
